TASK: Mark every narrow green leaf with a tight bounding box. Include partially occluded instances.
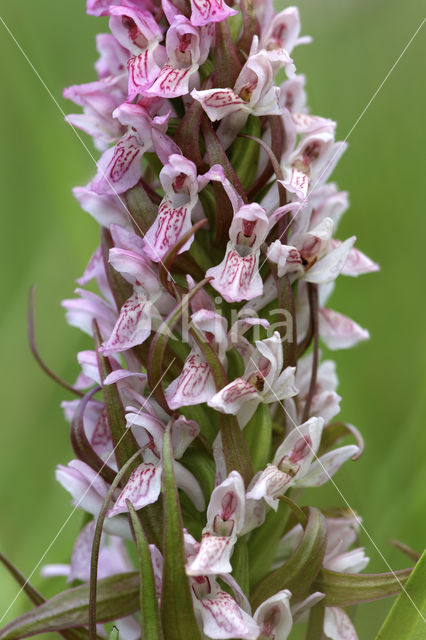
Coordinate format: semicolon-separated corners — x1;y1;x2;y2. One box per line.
127;501;164;640
93;321;141;478
0;573;139;640
146;278;212;411
314;567;412;607
160;425;202;640
0;552;94;640
376;550;426;639
251;508;326;610
88;447;161;640
244;404;272;473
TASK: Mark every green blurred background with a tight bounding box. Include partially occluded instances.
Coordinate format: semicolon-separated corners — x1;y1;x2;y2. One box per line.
0;0;425;637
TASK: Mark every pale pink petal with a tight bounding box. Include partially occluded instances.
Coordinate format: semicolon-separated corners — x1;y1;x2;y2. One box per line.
254;589;292;639
165;349;217;409
56;461;106;516
108;248;159;288
189;0;238;27
191;88;247;122
127;48;164;98
208;378;260;416
279;168;309;200
186;533;236;576
104;369;147;385
144;197;195;262
171;416;200;459
90;132;145;195
194;587;260;639
292;592;325;621
108;463;162;517
267;241;302;277
246;465;292;510
206;471;246;536
261;6;305;54
324;607;358;640
325;548;369;574
40;564;70;579
273;417;324;477
319;308;370;350
109;6;162;56
304;237;356;284
100;291;153;355
296;445;359;488
338;244;380;276
146;64;198;98
207;243;263;303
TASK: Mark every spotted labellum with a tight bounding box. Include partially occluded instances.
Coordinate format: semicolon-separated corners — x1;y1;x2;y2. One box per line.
1;2;418;640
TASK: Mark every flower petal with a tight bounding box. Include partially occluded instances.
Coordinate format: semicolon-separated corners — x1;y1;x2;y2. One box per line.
108;462;162;516
254;589;293;640
319;308;370;350
186;533;236;576
296;445;359;488
166;348;217;409
323;607;358;640
189;0;238;27
100;291;154;355
206;243;263;303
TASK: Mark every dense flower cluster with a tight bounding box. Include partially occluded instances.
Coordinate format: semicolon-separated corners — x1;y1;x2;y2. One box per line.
39;1;382;638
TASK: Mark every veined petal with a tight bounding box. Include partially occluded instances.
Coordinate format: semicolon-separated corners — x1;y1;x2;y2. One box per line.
191;88;247;122
108;462;162;517
189;0;238;27
319;308;370;350
90;132;145;194
165;350;217;409
279;168;309;200
272;417;324;479
127;53;155;97
146;64;198;98
144;197;195;262
304;237;356;284
296;445;359;488
186;533;236;576
206;471;246;536
246;465;292;510
206;243;263;303
254;589;293;640
208;378;260;416
194;584;260;639
171;416;200;459
100;291;154;355
325;548;369;574
323;607;358;640
338;244;380;276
